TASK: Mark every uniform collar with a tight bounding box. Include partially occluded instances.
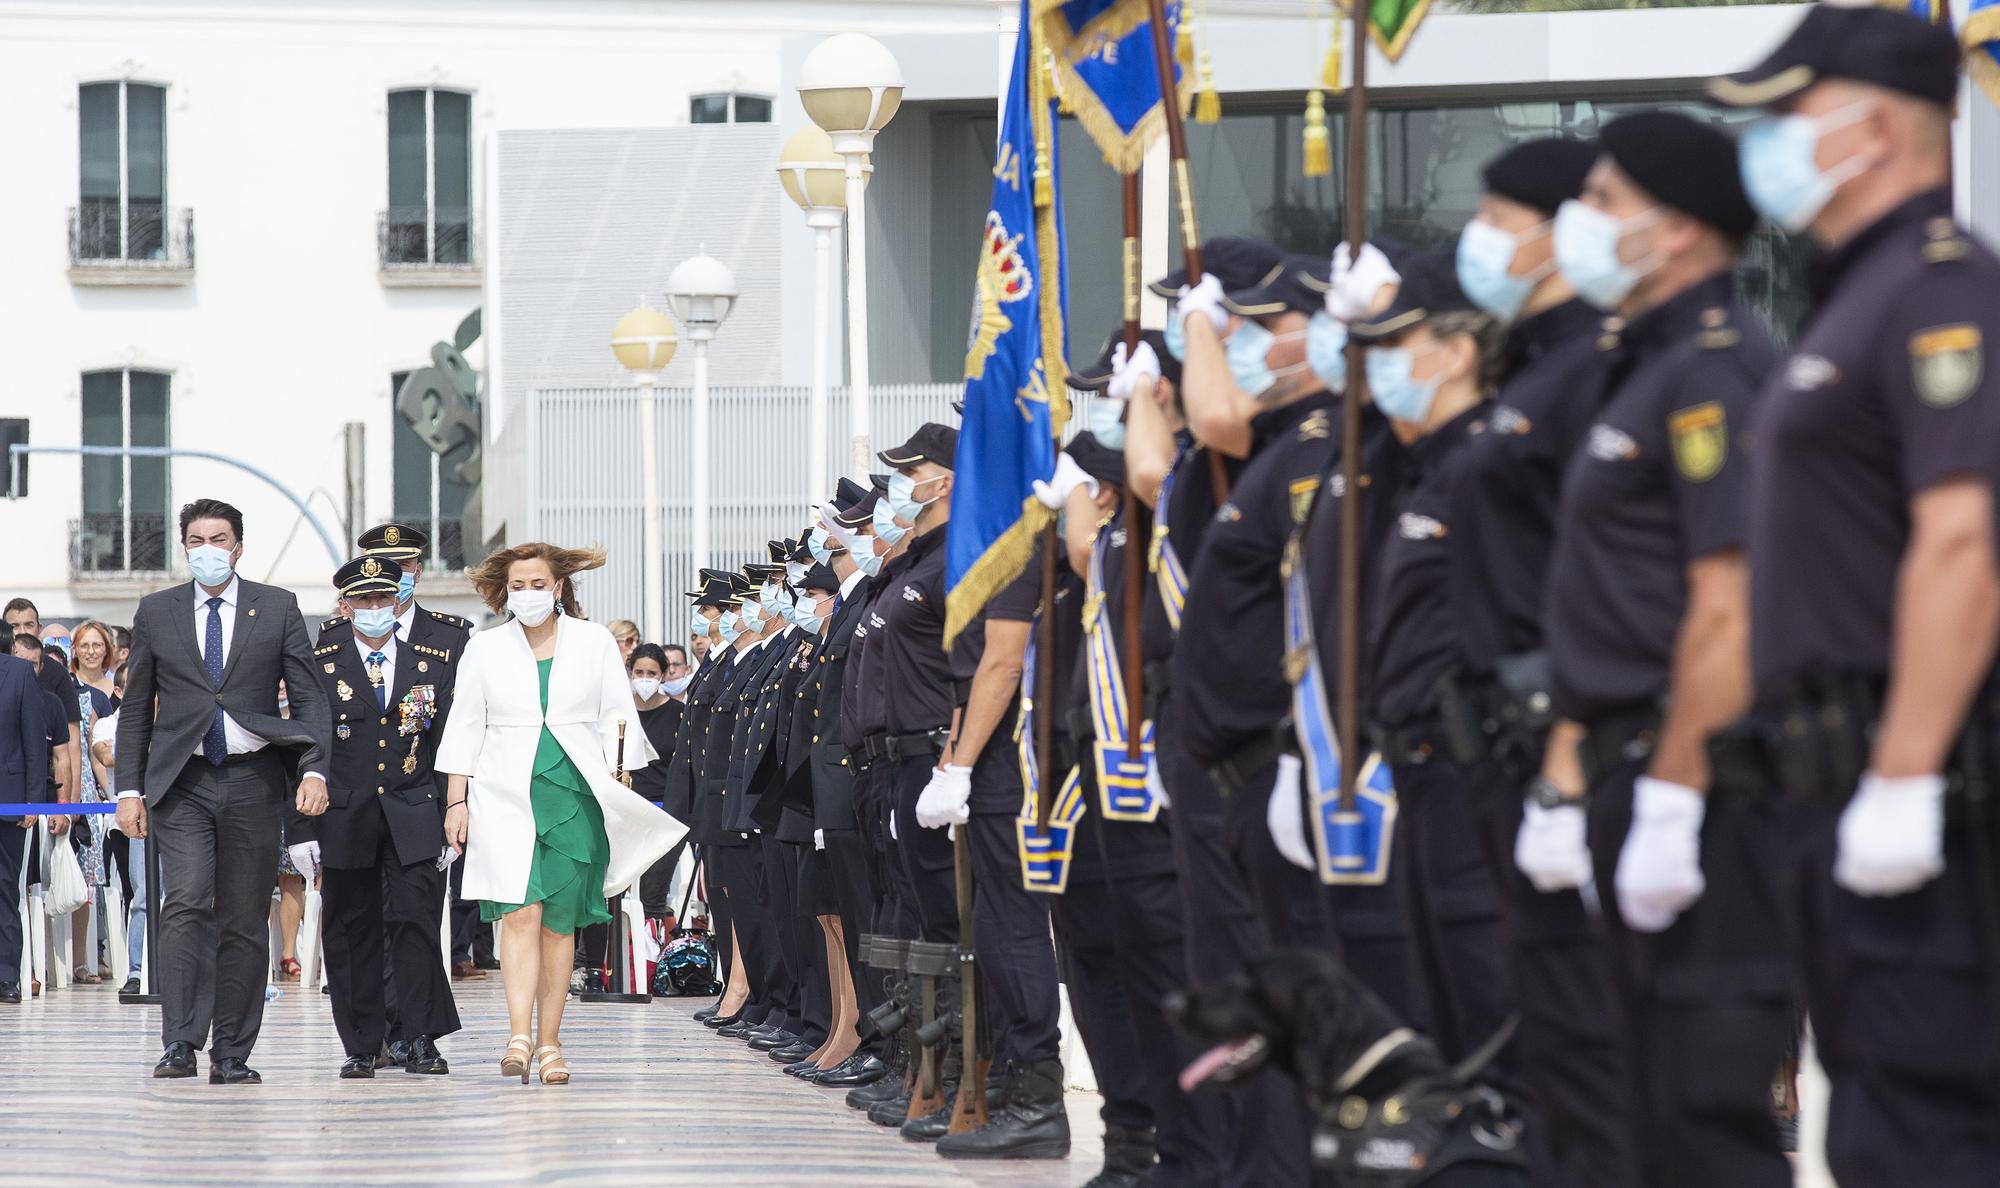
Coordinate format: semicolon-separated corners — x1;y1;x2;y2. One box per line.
1618;271;1735;356
906;522;946;563
1808;188;1952;304
839;568;867;598
1409;400;1491;472
395;601;416;639
193;575;241;607
1249;388;1338;448
1501;298;1598;375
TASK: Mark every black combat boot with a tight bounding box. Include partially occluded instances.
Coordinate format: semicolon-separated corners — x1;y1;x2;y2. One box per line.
1079;1125;1156;1186
934;1058;1071;1159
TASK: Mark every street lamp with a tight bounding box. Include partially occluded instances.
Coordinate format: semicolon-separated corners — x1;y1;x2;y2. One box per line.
665;252;738;597
799;32;902;475
778;124;863;503
611;302;678;643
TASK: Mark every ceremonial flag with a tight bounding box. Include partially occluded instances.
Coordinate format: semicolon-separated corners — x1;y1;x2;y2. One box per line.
1034;0;1191;173
1962;0;2000;106
945;0;1070;648
1344;0;1430;62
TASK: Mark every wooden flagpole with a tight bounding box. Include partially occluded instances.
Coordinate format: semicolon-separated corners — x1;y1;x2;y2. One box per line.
1337;6;1367;812
1122;174;1147;760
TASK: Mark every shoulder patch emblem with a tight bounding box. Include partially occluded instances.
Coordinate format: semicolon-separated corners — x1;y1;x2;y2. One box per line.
1785;355;1840;391
1668;402;1727;483
1214;502;1243;524
1586;424;1639;463
1399;512;1446;541
1911;324;1983;409
1298;410;1332;441
1288;477;1321;525
1489;405;1533;436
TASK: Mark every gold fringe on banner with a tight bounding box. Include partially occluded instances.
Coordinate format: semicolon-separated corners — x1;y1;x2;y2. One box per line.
1302;89;1330;177
1036;0;1196;175
944;499;1055;651
1176;15;1194;74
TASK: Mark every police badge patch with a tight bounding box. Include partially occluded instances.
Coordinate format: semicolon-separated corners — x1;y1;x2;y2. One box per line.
1288;477;1321;525
1668;402;1727;483
1911;324;1982;408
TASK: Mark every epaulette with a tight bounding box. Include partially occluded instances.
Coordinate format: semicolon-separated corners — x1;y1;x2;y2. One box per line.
1694;307;1739;351
410;642;452;661
1298;409;1332;442
425;608;473;631
313;642;342;657
318;614;350;634
1922;217;1972;265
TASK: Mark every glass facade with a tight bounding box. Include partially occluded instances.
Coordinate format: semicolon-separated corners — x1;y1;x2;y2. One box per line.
922;91;1813;379
691;94;773;124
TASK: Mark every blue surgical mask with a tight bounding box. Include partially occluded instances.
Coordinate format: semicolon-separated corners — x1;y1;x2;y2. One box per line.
1456;217;1549;322
690;609;711;637
1086;399;1126;450
1224;321;1308;399
1306;311;1348;393
740;602;765;631
1365;343;1444;425
887;471;945;522
760;582;784;618
352;605;398;639
718;610;741;643
1738;103;1872;233
807;527;835;566
856;548;883;578
396;569;417;605
785;560;809;586
871;498;910;546
188;543;235;587
661;673;694;697
1554;199;1661;312
1163;307;1187;361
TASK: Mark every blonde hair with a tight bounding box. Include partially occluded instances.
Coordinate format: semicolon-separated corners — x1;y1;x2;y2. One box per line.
71;620;116;676
467;542;606;619
607;619;640;644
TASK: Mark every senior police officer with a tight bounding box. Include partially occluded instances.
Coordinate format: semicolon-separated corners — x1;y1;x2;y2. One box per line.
680;571;748;1025
1528;112;1786;1188
1712;8;2000;1183
301;556;461;1078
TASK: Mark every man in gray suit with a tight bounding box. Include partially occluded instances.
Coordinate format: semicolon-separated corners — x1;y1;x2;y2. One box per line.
115;498;331;1083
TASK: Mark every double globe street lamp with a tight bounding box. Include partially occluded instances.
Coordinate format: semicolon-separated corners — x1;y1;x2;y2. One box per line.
610;302;678;643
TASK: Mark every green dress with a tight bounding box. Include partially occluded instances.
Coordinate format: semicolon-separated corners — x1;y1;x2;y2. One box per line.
481;657;612;935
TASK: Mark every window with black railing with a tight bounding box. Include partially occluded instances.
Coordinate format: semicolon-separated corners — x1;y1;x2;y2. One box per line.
77;368;173;577
74;80;192;270
384;87;476;269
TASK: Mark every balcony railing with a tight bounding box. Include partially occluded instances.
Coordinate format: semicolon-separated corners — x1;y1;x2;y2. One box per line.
69;204;194;277
379;207;479;277
70;514;172;580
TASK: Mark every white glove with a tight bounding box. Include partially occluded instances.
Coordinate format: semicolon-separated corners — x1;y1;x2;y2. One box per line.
1108;339;1161;402
1514;797;1592;893
1144;757;1170;811
1265;754;1315;872
1614;777;1707;933
813;828;826;852
1327;242;1401;323
916;764;973;829
1835;772;1947;896
287;841;322;882
1032;452;1099;510
1176;275;1228;337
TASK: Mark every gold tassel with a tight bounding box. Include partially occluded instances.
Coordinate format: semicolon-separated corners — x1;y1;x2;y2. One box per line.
1047;48;1073;115
1324;6;1345;94
1034;147;1055;207
1302;89;1330;178
1194;50;1221;123
1175;16;1194;75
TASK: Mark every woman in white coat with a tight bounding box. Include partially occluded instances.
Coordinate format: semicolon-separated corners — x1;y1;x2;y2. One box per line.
437;542;685;1084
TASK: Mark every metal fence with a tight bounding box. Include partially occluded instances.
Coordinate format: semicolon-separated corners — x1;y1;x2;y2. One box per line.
68;204;194;270
379;207;477;270
519;382;961;633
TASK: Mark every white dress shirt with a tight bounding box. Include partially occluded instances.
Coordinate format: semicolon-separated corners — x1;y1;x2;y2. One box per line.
394;601;416;641
193;577;271;761
839;568;867;600
354;633;398;706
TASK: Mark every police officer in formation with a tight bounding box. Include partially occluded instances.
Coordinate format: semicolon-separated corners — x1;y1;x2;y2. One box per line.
661;7;1995;1184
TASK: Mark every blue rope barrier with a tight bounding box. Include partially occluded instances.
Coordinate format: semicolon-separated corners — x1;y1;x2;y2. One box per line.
0;802;118;814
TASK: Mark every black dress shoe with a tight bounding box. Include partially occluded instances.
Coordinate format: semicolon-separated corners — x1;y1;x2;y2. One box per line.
847;1072;902;1109
783;1057;819;1077
769;1040;816;1063
693;1003;720;1022
747;1029;791;1051
339;1055;376;1079
117;976;140;995
384;1038;412;1068
900;1106;951;1142
703;1012;741;1030
866;1093;913;1127
209;1057;262;1085
402;1036;449;1074
819;1053;889;1088
0;982;21;1004
474;954;501;970
153;1041;197;1078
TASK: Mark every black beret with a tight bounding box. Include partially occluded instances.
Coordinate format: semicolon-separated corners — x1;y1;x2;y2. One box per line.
1481;137;1599;217
1599;112;1757;239
1066;327;1182;393
879;422;960;471
1224;253;1329;318
1147;236;1286;298
802;564;840;594
356;521;427;561
1066;433;1126;491
1349;248;1480;343
1710;4;1960;110
334;554;403;597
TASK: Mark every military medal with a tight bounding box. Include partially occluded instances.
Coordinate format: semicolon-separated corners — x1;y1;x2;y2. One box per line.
323;662;336;674
336;725;351;741
336;679;355;702
417;659;429;673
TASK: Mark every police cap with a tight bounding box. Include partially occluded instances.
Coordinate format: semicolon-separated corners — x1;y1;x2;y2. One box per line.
335;554;403;598
1147;236;1285;298
744;563;783;585
878;423;959;471
802;563;840;594
1709;4;1960;110
1224;254;1329;318
1066;433;1127;492
833;477;870;511
869;472;890;493
1482;137;1598;217
357;521;427;562
833;491;880;530
766;540;790;564
1350;248;1481;343
1598;112;1757;239
1067;328;1182;393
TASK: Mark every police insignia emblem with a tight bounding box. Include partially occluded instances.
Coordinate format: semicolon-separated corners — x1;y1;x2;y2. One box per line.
964;212;1032;382
383;526;401;546
1668;402;1727;482
1911;325;1982;409
1288;477;1321;525
360;557;382;578
336;725;351;740
323;662;336;674
336;679;355;702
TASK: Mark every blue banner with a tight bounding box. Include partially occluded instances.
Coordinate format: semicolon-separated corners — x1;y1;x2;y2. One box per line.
1036;0;1187;173
945;2;1068;648
1963;0;2000;107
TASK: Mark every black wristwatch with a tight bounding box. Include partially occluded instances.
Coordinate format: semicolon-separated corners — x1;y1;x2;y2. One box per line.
1525;776;1584;810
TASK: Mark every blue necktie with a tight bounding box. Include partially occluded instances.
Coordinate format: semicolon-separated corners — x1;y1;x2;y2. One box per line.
202;596;227;765
368;651;388;711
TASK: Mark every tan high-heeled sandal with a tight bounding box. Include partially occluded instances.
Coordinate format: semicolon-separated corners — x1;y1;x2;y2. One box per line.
533;1044;570;1085
500;1035;533;1083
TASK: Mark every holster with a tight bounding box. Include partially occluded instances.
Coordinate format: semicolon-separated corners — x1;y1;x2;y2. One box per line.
1432;652;1556;776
